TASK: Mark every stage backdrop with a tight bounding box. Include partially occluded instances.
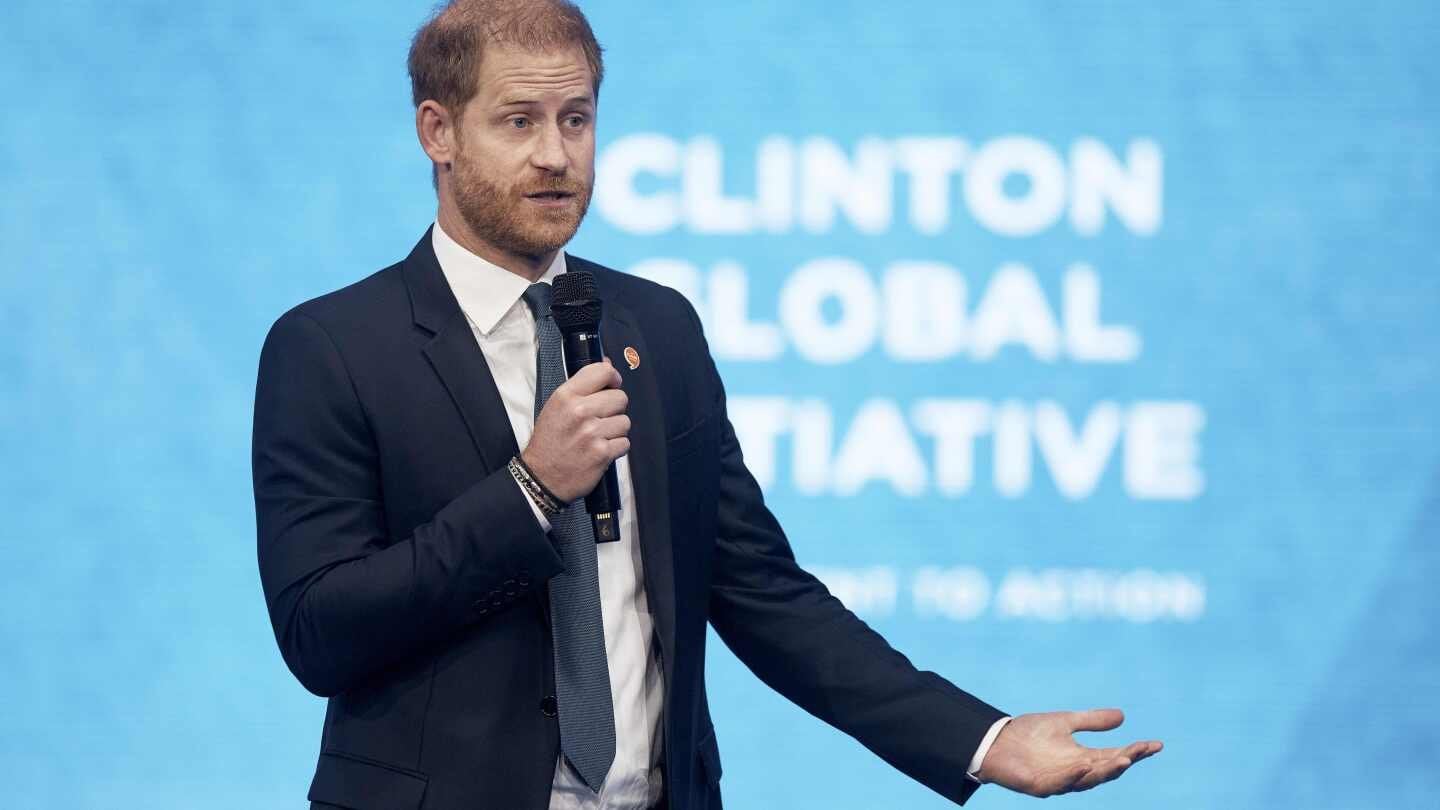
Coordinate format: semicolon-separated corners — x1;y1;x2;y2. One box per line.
3;1;1437;807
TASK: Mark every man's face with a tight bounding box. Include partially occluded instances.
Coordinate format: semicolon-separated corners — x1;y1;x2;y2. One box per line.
450;43;596;258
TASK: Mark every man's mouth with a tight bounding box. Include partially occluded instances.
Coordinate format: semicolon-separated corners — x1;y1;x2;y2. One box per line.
525;191;574;202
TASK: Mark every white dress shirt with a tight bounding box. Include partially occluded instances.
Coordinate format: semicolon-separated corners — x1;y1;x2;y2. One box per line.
433;222;665;809
433;221;1005;802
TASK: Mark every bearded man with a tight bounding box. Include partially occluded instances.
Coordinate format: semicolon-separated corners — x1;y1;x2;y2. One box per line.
251;2;1163;808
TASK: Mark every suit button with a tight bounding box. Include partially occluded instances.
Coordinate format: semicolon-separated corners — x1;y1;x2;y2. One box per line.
540;695;558;717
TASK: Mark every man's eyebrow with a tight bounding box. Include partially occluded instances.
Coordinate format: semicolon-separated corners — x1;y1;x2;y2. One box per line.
494;95;595;108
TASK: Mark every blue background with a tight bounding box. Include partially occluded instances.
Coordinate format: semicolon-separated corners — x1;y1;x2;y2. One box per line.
3;1;1438;807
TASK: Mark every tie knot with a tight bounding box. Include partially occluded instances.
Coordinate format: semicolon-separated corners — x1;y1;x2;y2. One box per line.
522;282;552;320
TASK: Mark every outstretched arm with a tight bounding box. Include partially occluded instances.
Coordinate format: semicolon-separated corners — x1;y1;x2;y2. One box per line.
678;291;1161;802
674;294;1001;805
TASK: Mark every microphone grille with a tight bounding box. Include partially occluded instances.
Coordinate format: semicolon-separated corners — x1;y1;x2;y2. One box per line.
552;269;597;303
550;270;601;332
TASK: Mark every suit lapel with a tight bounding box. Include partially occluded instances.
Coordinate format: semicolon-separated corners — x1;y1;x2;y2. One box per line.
593;275;678;686
401;228;519;472
422;316;520;471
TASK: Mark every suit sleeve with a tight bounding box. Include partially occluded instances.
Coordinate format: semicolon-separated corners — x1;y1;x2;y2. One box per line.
251;309;564;698
686;302;1006;806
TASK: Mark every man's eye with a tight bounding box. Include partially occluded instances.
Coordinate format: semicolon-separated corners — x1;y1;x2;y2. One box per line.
509;118;528;129
565;115;586;127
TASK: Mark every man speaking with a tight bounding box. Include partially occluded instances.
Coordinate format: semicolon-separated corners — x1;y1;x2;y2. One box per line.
251;1;1163;807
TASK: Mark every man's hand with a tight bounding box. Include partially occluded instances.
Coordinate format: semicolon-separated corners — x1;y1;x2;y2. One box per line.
976;709;1162;797
522;359;630;503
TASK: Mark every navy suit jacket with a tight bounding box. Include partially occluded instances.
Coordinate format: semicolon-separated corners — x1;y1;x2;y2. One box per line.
251;229;1004;810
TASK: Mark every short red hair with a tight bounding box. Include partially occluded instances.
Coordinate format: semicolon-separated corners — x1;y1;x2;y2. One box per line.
407;0;605;115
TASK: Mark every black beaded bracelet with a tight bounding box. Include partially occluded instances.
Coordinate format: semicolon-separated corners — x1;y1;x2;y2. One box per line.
508;455;565;516
510;458;561;516
513;454;565;508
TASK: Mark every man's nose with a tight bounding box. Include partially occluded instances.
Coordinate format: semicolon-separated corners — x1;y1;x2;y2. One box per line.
530;122;569;173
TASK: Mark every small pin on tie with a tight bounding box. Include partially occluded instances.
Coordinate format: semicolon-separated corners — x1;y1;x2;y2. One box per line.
623;346;640;370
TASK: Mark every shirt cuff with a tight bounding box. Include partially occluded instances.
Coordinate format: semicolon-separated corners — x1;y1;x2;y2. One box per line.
512;476;552;533
966;716;1012;783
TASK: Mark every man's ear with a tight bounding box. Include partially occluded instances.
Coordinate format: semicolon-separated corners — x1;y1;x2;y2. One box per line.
416;99;459;169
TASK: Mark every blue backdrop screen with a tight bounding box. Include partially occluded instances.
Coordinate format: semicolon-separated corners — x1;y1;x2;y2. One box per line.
3;2;1437;807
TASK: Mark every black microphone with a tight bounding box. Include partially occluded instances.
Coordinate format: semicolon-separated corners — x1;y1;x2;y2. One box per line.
550;270;622;543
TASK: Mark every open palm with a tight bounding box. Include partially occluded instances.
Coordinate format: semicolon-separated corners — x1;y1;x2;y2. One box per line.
977;709;1163;797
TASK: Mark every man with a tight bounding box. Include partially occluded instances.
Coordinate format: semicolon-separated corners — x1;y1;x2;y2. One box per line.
251;2;1163;808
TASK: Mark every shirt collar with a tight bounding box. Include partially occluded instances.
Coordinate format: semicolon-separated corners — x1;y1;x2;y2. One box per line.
431;219;567;335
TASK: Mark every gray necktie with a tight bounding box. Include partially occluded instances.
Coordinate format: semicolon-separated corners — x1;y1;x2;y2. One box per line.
522;282;616;793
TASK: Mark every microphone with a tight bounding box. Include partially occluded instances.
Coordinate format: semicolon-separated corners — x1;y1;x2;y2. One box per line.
550;270;622;543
